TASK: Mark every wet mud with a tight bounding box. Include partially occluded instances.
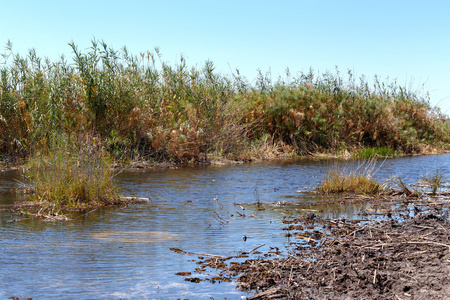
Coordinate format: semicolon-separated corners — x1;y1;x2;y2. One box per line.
188;193;450;299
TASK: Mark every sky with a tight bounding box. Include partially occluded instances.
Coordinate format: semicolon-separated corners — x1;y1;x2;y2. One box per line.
1;0;449;115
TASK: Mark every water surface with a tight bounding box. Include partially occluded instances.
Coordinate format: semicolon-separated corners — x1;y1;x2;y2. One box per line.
1;154;449;299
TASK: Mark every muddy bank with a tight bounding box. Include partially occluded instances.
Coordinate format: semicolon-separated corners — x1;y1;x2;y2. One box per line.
190;196;450;299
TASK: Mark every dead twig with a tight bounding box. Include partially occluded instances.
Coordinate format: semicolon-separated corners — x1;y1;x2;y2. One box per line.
212;211;229;224
242;243;266;255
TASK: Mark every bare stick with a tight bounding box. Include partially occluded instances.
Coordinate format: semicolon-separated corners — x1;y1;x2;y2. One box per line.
212;211;229;224
242;243;266;255
235;210;245;217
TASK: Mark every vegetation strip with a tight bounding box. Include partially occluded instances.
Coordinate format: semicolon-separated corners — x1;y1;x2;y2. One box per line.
1;40;449;169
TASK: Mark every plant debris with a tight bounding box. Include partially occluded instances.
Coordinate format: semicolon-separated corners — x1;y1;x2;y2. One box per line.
189;194;450;299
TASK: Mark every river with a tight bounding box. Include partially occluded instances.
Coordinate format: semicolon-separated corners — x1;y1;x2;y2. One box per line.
1;154;449;299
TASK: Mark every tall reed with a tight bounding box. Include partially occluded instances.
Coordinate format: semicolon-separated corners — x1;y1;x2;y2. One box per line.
1;40;449;165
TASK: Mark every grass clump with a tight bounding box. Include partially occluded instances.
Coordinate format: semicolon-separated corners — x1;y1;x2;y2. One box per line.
27;138;121;208
318;169;383;195
318;160;384;195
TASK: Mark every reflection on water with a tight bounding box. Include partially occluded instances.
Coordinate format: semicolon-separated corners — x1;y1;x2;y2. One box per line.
0;154;449;299
92;231;181;243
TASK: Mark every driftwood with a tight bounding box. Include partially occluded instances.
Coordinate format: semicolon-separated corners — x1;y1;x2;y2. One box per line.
212;211;229;224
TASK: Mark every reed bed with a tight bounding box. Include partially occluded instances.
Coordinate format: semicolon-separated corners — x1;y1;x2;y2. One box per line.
1;40;449;166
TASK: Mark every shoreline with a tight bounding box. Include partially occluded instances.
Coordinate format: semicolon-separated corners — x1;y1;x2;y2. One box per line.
2;147;448;173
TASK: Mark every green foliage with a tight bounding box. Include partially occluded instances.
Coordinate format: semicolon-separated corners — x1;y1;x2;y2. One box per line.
237;69;449;156
356;147;401;159
0;40;449;164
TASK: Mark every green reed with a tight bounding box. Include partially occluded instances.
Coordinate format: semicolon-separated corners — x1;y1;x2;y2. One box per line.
1;39;449;166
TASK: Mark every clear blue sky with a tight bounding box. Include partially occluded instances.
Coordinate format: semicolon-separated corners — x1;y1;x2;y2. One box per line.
1;0;449;115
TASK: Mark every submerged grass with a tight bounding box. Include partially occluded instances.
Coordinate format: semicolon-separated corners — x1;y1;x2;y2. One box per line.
27;138;121;208
1;39;449;166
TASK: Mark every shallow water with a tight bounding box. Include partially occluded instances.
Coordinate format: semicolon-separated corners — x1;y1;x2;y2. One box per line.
1;154;449;299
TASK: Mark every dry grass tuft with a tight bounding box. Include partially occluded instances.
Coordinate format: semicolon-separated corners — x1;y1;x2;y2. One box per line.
318;159;385;195
27;138;121;208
